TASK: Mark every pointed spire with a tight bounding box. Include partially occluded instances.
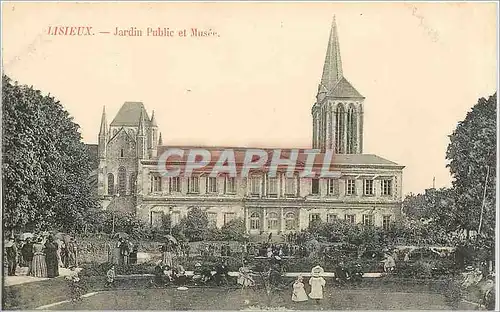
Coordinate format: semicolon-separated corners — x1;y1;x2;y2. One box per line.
320;16;343;93
99;106;107;136
158;132;163;145
150;110;158;127
137;110;145;136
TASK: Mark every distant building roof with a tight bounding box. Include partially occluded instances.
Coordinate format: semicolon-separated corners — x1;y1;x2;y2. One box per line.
153;145;403;170
110;102;151;127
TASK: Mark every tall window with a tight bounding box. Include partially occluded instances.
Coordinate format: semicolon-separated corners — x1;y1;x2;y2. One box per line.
268;177;278;196
285;177;295;195
207;177;217;193
364;179;374;196
150;211;163;227
208;212;217;228
346;106;357;154
327;214;338;223
345;214;356;224
225;177;236;194
327;179;336;195
188;177;199;193
346;179;356;196
250;212;260;230
224;212;235;225
171;211;181;226
383;215;392;231
285;212;296;230
382;179;392;196
118;166;127;195
107;173;115;195
169;177;180;193
311;179;320;195
267;212;279;230
120;149;124;157
363;214;374;226
335;104;345;154
129;172;136;194
250;175;260;195
151;175;162;192
309;213;321;226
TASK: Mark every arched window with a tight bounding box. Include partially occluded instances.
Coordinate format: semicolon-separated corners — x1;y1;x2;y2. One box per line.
118;166;127;195
129;172;136;194
335;104;345;153
285;212;296;231
250;212;260;230
346;106;357;154
267;212;279;230
107;173;115;195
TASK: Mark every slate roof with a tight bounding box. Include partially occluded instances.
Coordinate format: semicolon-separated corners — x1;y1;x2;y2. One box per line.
154;145;402;170
110;102;151;127
329;77;364;99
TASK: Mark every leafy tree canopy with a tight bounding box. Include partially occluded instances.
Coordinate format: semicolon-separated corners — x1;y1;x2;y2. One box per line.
2;74;98;233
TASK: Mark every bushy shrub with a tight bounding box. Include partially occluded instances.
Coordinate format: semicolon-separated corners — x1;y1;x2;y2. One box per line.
442;278;464;309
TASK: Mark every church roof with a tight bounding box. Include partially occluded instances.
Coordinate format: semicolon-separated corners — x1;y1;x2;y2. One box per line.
318;16;363;99
110;102;151;127
330;77;364;99
320;16;343;92
154;145;403;169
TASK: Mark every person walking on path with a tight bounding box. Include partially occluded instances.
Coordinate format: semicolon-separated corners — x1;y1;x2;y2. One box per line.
21;237;34;275
45;235;59;278
5;237;18;276
31;237;48;278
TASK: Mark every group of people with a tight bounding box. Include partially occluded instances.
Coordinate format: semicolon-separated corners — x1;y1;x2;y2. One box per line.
291;266;327;304
108;238;138;265
198;242;232;258
4;233;79;278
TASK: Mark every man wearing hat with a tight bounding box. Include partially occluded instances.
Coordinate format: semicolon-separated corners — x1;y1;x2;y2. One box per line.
5;236;18;276
309;265;326;304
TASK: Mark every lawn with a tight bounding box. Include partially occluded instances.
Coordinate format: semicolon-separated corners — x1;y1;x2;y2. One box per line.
50;287;469;310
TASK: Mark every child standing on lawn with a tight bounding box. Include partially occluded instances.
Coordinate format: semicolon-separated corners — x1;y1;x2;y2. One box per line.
292;275;308;302
106;265;116;288
309;266;326;304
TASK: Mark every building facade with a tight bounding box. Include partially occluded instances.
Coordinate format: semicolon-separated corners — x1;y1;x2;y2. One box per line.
96;18;404;234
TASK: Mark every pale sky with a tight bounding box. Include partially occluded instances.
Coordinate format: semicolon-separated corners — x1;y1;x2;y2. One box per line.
2;2;497;195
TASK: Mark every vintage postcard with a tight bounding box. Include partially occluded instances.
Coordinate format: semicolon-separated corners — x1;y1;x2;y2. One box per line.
1;1;498;311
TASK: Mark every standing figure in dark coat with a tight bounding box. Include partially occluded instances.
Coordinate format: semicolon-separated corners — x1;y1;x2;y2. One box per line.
5;237;18;276
44;236;59;278
120;239;131;265
66;238;78;268
21;238;34;275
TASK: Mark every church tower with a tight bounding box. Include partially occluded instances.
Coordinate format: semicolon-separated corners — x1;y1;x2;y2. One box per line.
136;110;147;160
312;16;365;154
97;107;107;196
149;110;158;158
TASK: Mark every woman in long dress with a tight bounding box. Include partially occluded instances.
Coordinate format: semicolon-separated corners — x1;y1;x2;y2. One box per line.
292;275;308;302
162;243;174;268
45;236;59;278
309;266;326;304
31;238;48;278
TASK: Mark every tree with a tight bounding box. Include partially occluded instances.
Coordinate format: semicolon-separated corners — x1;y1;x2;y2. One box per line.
402;188;456;229
2;75;98;233
446;93;496;240
180;207;209;242
220;218;247;241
